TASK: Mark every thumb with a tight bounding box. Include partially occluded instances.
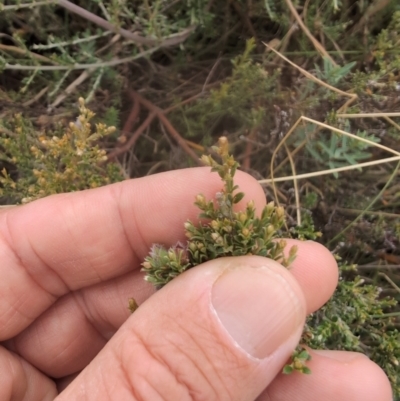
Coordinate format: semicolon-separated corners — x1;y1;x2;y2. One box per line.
57;256;306;401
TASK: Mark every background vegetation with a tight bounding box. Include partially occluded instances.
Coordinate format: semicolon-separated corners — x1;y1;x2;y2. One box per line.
1;0;399;397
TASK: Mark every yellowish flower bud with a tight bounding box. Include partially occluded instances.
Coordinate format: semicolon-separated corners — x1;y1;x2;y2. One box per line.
289;245;298;257
238;212;247;223
211;220;219;230
247;200;255;209
276;206;285;218
195;194;206;204
218;136;229;155
168;250;176;260
266;224;275;235
211;233;220;241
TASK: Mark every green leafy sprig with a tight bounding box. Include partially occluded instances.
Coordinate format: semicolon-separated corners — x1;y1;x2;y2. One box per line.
141;136;297;288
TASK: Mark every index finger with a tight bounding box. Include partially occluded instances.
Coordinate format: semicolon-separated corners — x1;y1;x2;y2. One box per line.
0;167;266;339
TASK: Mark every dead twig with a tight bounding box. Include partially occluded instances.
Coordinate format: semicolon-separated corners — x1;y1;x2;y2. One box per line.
283;0;337;66
242;127;257;171
202;55;222;94
4;47;161;71
351;0;392;34
48;68;95;111
107;96;142;160
0;44;59;65
57;0;195;48
22;86;49;107
264;43;353;98
107;111;156;161
121;96;141;136
107;91;203;165
130;91;202;166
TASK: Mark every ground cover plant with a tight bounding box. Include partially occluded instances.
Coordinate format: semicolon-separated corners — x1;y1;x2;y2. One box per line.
1;0;400;398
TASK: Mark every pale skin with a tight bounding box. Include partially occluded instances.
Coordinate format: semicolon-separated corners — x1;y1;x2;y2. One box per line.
0;167;393;400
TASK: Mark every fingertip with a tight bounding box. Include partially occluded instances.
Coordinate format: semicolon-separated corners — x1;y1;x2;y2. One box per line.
261;349;393;401
310;350;393;401
285;240;339;313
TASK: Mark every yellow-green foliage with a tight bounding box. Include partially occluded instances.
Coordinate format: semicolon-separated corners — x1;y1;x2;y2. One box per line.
0;98;123;204
305;266;400;394
142;137;297;288
374;11;400;73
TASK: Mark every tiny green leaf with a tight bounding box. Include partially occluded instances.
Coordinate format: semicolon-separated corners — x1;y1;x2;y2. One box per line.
282;365;294;374
232;192;245;204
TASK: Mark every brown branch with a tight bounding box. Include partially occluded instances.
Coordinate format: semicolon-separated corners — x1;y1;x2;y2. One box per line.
0;44;58;65
158;114;203;165
22;86;49;107
49;69;95;111
122;96;141;135
106;95;142;160
242;128;257;171
107;90;204;163
57;0;195;47
130;91;203;166
107;111;156;161
350;0;392;34
283;0;336;66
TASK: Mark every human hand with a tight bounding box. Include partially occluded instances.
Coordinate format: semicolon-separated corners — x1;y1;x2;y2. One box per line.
0;168;392;400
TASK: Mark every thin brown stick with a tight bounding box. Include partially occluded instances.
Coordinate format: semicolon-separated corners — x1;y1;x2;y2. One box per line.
107;112;156;161
5;52;162;71
107;90;204;161
202;55;221;93
272;23;298;65
0;44;58;65
49;68;95;111
156;118;202;165
57;0;195;47
283;0;336;66
242;128;256;171
121;96;141;135
264;43;353;98
351;0;392;34
22;86;49;107
1;1;54;10
130;91;203;165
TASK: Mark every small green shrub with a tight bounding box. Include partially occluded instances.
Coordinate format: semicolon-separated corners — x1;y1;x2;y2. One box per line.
0;98;123;203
